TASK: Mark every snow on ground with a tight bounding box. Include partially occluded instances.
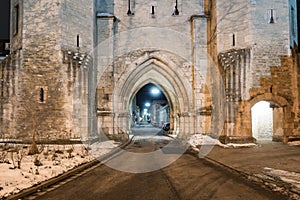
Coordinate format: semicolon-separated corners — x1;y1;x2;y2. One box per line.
188;134;256;148
224;143;257;148
88;140;120;158
263;167;300;194
0;141;119;198
288;141;300;146
188;134;223;147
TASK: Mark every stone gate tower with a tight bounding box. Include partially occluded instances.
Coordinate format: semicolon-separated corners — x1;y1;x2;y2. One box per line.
0;0;300;143
0;0;94;142
215;0;300;143
95;0;219;139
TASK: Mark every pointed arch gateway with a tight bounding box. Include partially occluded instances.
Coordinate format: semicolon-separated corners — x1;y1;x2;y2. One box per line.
112;53;194;137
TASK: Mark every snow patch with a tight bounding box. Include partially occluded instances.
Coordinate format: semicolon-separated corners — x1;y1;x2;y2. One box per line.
88;140;120;158
288;141;300;146
188;134;223;147
224;143;257;148
263;167;300;194
0;141;118;198
188;134;256;151
188;134;256;148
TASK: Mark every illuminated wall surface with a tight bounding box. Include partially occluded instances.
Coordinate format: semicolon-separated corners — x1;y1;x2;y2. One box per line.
251;101;273;140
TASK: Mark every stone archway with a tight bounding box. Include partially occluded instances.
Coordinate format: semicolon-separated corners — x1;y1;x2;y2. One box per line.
96;50;197;139
244;93;293;143
112;53;193;137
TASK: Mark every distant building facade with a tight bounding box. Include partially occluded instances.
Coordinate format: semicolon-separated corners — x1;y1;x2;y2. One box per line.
150;100;168;127
0;0;300;143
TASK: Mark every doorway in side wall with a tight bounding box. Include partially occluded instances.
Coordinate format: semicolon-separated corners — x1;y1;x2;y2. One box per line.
251;101;273;141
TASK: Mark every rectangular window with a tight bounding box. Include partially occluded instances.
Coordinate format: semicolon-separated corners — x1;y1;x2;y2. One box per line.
13;5;19;35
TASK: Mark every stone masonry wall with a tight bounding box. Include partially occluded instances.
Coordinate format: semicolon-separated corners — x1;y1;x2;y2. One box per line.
61;0;94;52
216;0;252;52
215;0;299;143
216;0;291;97
2;0;298;143
10;0;23;52
16;0;71;140
0;0;96;141
0;56;18;139
251;0;291;88
61;0;95;139
96;0;210;137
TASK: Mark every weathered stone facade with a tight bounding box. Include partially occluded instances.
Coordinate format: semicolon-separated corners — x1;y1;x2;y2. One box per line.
0;0;94;142
215;0;300;143
0;0;299;143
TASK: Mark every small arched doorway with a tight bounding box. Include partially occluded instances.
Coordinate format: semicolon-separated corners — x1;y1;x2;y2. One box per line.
251;101;273;141
248;93;290;143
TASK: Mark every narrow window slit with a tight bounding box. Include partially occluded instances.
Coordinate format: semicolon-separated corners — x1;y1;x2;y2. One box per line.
172;0;179;16
232;34;236;47
269;9;275;23
151;6;155;15
40;88;44;103
77;34;80;48
127;0;132;15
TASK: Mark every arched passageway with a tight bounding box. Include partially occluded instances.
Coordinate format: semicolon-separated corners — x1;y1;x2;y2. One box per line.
247;93;292;143
114;56;191;136
97;51;194;138
251;101;273;141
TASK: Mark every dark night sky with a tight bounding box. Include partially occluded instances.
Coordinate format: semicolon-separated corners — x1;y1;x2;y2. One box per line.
135;83;167;110
0;0;10;40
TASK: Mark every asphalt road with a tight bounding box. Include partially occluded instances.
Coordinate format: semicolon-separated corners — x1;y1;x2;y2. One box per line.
29;128;287;200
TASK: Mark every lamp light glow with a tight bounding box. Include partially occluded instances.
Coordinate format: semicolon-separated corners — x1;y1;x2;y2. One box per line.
151;88;160;95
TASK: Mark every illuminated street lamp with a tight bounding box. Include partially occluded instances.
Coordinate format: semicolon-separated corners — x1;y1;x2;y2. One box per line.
151;88;160;95
145;102;151;107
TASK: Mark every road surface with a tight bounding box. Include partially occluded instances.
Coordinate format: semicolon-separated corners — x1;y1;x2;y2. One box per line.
28;126;287;200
